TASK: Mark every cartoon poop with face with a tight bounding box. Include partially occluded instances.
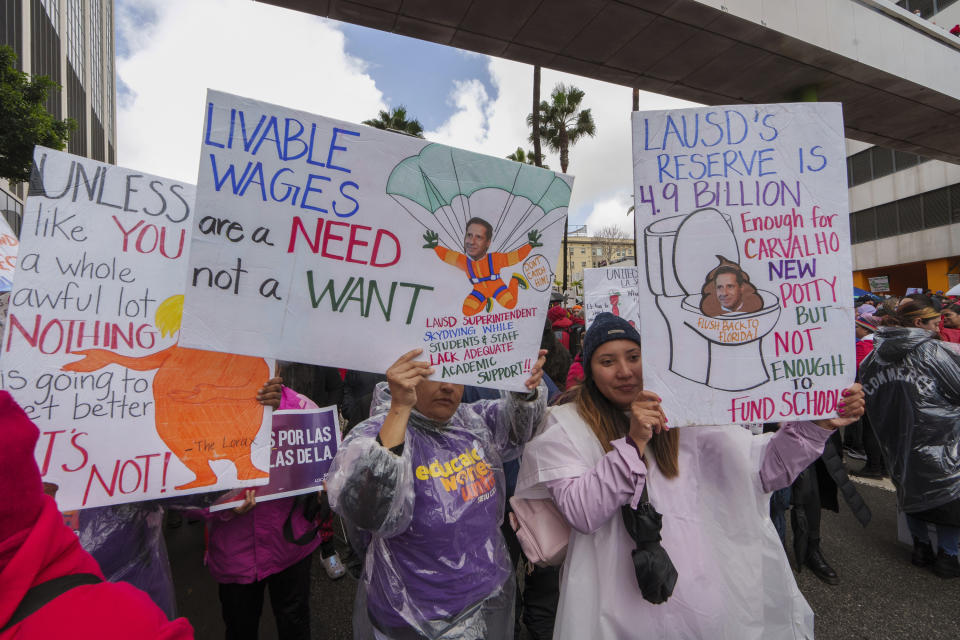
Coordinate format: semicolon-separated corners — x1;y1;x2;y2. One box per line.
62;295;269;490
699;256;764;318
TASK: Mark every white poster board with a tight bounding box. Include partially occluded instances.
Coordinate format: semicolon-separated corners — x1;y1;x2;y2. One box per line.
1;148;272;510
181;90;570;392
583;266;640;328
0;214;18;292
631;103;855;426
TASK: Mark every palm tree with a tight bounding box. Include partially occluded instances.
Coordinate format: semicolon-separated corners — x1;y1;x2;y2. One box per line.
506;147;548;169
532;66;542;168
527;83;597;290
362;106;424;138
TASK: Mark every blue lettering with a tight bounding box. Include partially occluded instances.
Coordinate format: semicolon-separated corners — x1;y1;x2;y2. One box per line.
204;102;225;149
209;155;253;194
251;116;282;157
334;181;360;217
239;162;267;200
283;118;308;161
239;112;267;153
306;123;327;168
300;174;331;213
327;128;360;173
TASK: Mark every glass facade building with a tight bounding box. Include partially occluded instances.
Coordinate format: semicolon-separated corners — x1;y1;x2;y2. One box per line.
0;0;116;228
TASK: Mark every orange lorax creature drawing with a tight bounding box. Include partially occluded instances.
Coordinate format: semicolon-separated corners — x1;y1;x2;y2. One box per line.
423;218;541;316
62;295;269;490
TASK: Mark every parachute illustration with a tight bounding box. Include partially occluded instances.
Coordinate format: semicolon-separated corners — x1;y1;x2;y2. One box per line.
386;143;571;255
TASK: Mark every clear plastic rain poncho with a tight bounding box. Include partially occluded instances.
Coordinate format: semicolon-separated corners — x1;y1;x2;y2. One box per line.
76;502;176;619
860;326;960;513
515;404;815;640
327;381;546;640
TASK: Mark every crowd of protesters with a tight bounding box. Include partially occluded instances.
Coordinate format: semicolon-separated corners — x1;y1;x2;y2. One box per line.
9;281;960;639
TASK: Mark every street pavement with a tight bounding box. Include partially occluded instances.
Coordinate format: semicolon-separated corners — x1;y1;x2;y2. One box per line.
166;461;960;639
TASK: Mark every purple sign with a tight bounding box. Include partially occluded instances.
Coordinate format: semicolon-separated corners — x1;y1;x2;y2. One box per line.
211;407;340;511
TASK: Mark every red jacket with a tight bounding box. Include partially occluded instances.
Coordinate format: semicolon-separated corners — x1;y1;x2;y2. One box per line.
0;496;193;639
939;322;960;344
552;316;573;350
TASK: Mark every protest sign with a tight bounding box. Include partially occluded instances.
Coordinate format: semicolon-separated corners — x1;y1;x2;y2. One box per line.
631;103;855;426
867;276;889;293
583;266;640;328
211;406;340;512
0;214;18;291
180;90;570;392
1;147;273;510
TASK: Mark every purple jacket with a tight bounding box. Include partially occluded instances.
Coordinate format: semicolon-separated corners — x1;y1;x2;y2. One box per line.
200;388;324;584
545;421;833;533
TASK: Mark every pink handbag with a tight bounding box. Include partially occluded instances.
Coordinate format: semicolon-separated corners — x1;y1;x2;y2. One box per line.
508;496;571;567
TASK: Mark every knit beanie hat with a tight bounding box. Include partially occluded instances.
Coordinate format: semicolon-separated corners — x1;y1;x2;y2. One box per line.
855;315;878;333
0;391;45;541
582;312;642;365
547;305;568;324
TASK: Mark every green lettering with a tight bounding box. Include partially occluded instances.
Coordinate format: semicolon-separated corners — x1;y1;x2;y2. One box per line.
306;272;353;310
341;277;365;311
399;282;434;324
364;278;398;320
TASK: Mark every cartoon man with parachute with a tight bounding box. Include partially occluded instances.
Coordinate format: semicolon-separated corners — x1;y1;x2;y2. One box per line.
386;144;570;316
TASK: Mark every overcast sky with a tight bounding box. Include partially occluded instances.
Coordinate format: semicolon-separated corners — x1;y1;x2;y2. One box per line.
114;0;694;233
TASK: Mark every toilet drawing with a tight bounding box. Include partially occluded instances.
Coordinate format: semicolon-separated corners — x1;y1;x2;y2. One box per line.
643;208;781;391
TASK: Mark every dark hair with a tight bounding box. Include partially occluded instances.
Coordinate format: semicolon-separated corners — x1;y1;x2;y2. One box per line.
712;265;745;286
540;320;572;391
947;303;960;315
904;293;933;307
465;217;493;241
882;299;940;332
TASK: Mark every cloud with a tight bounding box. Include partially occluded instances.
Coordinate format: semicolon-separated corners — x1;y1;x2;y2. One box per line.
583;194;637;234
425;79;492;147
115;0;694;223
424;57;696;232
115;0;386;184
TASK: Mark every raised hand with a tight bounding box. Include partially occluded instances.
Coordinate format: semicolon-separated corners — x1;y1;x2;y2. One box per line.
523;349;548;391
813;383;865;430
386;348;434;410
379;349;434;449
629;391;668;456
422;230;439;249
527;229;543;248
256;377;283;409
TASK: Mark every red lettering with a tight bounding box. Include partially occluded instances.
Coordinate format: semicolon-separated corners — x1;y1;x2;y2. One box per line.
321;221;347;260
158;226;186;259
39;430;66;475
371;229;401;267
62;432;89;473
119;459;142;494
6;313;40;351
345;224;372;264
287;216;322;253
83;460;121;505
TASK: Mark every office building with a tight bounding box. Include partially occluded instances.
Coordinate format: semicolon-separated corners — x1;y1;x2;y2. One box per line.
1;0;117;232
847;0;960;294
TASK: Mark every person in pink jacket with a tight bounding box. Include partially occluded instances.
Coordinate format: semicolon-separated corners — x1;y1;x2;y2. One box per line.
517;313;865;639
194;383;329;640
0;391;193;639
